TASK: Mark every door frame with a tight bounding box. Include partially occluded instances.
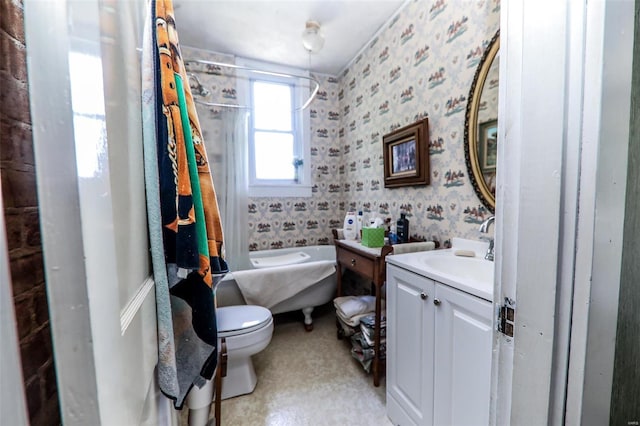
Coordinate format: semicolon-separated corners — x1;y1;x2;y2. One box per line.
494;1;635;424
0;178;29;426
566;1;635;423
494;1;568;423
24;1;173;424
24;1;101;422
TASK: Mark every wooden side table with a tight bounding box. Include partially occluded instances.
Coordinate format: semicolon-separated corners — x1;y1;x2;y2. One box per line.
332;230;393;387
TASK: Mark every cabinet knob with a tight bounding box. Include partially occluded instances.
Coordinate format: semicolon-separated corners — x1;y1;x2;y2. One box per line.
420;292;428;300
351;258;356;266
433;298;441;306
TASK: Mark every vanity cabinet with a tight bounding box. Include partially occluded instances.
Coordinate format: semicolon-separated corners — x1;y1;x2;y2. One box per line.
387;264;435;426
386;263;493;426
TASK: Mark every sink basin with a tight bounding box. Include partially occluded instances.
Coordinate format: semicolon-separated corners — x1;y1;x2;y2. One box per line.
421;255;493;285
387;238;495;301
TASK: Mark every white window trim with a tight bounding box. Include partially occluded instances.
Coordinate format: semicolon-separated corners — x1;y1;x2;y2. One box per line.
236;57;311;198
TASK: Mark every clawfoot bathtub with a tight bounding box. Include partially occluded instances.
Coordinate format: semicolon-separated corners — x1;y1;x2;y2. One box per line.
215;246;337;331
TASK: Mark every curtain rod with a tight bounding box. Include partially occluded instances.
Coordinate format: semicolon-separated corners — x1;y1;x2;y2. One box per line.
193;98;249;109
185;58;320;111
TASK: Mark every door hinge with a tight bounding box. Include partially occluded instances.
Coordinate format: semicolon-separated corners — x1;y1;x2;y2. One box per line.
498;297;515;337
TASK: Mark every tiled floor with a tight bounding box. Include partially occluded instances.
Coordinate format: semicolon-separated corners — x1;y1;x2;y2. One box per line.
182;303;392;425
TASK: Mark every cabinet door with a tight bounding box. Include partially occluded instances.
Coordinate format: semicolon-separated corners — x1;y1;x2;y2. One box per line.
433;283;493;426
387;265;435;426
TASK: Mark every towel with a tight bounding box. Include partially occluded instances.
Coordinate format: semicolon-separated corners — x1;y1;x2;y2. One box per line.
334;295;376;318
141;0;178;399
233;260;335;309
334;296;386;327
335;309;374;328
142;0;228;409
392;241;436;255
155;0;228;282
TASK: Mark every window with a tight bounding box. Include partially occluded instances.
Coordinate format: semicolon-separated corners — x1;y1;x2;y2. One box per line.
240;59;311;197
68;50;107;179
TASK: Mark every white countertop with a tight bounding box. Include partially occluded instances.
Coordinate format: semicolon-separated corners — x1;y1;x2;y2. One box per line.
386;238;494;301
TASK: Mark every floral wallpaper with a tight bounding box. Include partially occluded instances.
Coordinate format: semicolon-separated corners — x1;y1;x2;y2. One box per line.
245;74;344;251
339;0;500;246
182;47;344;251
183;0;500;253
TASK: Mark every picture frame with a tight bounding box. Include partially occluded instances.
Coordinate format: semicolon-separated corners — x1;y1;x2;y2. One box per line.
383;118;430;188
478;119;498;171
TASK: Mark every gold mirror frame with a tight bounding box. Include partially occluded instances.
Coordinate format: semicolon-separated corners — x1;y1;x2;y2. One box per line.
464;30;499;213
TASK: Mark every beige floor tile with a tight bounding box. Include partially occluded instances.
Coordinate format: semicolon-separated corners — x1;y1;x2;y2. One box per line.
180;303;391;425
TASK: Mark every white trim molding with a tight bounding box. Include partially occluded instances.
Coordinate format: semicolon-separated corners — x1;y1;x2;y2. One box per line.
120;276;156;335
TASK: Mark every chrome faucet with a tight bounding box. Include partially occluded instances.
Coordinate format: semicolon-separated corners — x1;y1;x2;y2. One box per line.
479;216;495;261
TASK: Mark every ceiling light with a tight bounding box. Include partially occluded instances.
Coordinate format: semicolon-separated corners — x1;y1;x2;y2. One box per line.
302;20;325;53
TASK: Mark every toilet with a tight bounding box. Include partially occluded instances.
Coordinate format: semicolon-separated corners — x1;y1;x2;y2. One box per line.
217;305;274;400
186;305;274;426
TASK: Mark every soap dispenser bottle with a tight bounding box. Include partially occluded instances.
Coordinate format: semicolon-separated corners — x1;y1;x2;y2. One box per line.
396;213;409;243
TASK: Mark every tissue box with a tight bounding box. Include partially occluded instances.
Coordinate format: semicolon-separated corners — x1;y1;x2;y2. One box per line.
361;227;385;248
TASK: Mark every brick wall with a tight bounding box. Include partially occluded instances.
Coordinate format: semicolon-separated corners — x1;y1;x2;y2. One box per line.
0;0;61;424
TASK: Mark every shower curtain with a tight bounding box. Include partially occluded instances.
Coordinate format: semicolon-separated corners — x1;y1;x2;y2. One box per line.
215;110;250;272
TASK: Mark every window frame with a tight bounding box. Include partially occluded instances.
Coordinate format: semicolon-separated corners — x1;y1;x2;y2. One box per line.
238;58;311;198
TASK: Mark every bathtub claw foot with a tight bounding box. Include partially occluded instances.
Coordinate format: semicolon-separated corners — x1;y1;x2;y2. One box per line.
302;307;314;332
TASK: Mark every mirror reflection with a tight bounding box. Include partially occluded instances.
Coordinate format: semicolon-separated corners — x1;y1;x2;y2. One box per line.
476;51;499;197
464;30;499;213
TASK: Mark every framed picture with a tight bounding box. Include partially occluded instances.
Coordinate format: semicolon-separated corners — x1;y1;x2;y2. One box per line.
383;118;430;188
479;119;498;171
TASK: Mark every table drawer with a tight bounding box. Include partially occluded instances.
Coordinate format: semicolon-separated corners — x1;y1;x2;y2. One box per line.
337;248;374;280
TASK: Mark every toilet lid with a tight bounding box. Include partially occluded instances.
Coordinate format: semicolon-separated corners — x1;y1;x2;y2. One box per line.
217;305;272;336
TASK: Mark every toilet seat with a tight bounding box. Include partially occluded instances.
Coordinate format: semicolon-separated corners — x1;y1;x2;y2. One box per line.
217;305;272;338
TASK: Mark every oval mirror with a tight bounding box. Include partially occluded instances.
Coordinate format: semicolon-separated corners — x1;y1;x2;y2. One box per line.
464;30;499;213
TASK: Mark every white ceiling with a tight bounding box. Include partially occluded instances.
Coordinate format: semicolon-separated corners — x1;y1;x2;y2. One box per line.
173;0;408;75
